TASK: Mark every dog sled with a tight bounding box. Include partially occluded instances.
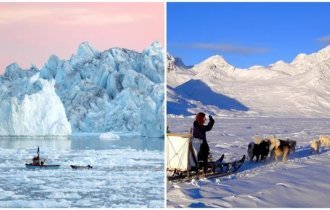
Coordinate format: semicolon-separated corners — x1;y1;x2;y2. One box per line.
166;133;245;182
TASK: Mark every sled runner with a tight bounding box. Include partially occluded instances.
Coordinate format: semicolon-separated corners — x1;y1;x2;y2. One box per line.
166;133;245;182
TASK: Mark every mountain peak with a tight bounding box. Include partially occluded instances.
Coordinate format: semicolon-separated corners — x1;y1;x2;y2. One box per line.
174;57;188;68
292;53;308;63
291;45;330;64
196;54;233;71
204;54;226;62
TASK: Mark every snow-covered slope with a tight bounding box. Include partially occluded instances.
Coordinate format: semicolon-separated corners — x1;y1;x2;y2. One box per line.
0;65;71;136
167;53;196;88
1;42;164;137
167;46;330;117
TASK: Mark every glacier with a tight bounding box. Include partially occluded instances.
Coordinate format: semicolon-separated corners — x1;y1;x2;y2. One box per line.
0;41;164;137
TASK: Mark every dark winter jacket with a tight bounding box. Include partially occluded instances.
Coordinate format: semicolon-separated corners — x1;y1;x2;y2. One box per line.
193;116;215;165
192;116;215;141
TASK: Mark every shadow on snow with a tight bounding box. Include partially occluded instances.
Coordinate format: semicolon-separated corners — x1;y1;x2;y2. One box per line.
167;79;249;116
238;146;330;173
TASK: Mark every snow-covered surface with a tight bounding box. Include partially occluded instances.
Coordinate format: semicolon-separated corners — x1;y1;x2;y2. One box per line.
167;46;330;117
167;117;330;207
1;41;164;137
0;135;164;208
0;71;71;136
167;53;196;88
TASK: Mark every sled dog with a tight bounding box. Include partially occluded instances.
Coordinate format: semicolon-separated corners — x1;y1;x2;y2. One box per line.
269;135;280;151
283;139;296;153
272;142;290;162
248;140;270;162
269;137;291;162
319;135;330;147
247;142;255;161
310;139;321;153
252;136;265;144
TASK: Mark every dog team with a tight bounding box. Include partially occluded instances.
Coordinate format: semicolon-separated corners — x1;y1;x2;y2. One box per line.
247;135;330;162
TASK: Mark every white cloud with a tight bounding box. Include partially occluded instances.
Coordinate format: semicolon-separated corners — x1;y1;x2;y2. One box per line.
0;7;151;26
0;9;52;24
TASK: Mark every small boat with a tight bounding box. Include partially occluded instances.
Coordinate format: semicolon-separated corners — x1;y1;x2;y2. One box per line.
25;146;60;169
25;163;60;169
70;165;93;169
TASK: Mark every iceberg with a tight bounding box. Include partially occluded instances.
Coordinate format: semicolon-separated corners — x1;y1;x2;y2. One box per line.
99;132;120;141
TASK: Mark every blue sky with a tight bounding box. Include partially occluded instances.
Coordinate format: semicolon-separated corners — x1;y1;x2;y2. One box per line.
167;3;330;68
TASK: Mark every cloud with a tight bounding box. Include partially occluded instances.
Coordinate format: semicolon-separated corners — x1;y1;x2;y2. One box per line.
317;35;330;45
54;9;151;26
0;6;151;26
175;42;270;55
0;9;52;24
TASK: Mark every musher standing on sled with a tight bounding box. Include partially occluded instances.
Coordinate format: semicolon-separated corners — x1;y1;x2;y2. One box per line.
192;112;215;175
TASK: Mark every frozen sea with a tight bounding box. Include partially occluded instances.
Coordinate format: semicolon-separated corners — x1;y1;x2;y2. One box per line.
0;134;164;208
167;117;330;208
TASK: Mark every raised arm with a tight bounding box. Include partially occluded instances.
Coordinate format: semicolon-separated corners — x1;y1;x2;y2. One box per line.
204;115;214;132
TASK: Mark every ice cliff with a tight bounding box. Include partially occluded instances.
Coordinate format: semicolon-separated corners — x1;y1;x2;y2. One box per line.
0;41;164;137
0;64;71;135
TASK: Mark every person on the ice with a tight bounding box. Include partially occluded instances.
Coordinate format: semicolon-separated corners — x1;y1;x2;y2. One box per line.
192;112;215;174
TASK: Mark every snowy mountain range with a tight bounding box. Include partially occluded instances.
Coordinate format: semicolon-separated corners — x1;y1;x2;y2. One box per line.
0;42;164;137
167;46;330;117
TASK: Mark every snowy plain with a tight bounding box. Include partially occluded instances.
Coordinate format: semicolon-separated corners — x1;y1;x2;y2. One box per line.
0;135;164;208
167;117;330;208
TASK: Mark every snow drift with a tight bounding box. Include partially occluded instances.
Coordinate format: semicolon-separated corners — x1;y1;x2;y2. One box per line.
0;41;164;137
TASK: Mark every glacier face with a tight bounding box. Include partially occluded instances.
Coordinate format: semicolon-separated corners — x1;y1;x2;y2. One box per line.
1;41;164;137
167;46;330;117
0;66;71;136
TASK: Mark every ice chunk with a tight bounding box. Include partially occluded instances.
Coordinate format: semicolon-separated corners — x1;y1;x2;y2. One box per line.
99;132;120;141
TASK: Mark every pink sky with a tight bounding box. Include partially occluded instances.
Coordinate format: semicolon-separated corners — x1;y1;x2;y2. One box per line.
0;3;164;74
